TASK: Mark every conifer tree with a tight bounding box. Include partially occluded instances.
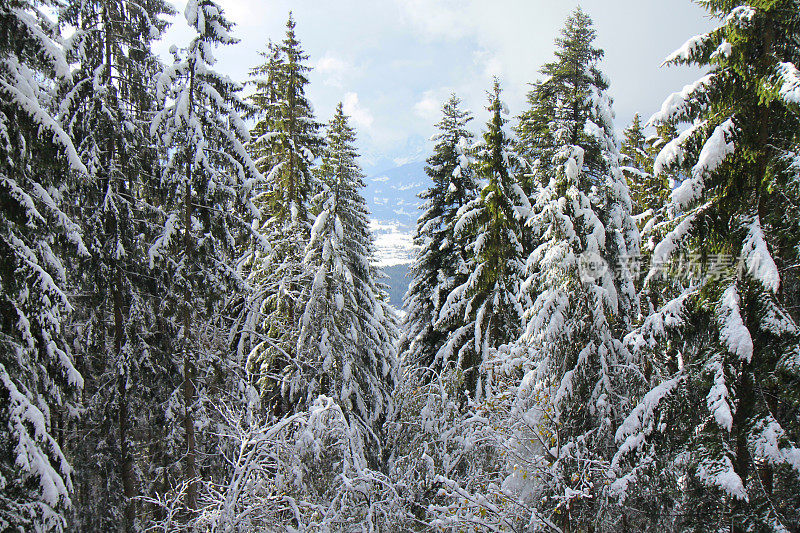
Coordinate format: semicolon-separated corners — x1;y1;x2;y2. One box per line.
58;0;174;528
401;94;477;375
516;7;607;182
149;0;260;512
437;80;528;399
240;14;323;417
620;115;677;315
497;10;640;530
613;2;800;530
298;103;398;461
620;114;668;218
0;0;87;529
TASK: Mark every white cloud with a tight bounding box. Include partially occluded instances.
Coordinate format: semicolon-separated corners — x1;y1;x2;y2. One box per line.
394;0;470;40
343;92;374;130
473;49;503;79
413;91;442;120
392;0;714;130
158;0;716;172
315;52;356;87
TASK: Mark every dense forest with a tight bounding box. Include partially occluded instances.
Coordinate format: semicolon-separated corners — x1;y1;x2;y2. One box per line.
1;0;800;531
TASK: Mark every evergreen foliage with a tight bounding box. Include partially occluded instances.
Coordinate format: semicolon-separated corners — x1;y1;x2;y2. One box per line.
493;10;640;529
516;7;607;180
240;13;323;417
0;1;86;529
613;2;800;530
57;0;175;528
620;114;669;218
149;0;260;512
437;80;528;399
401;94;477;377
1;2;799;531
298;103;398;463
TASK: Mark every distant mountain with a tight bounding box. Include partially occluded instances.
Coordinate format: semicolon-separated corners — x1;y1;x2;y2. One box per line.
365;160;428;311
380;263;410;309
365;160;428;228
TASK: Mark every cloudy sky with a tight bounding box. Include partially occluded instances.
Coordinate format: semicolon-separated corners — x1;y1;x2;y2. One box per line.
157;1;715;174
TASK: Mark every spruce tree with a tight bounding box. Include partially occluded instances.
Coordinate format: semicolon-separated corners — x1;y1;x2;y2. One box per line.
149;0;259;512
58;0;174;528
437;80;528;399
620;115;677;317
619;114;669;218
298;103;398;463
240;13;323;417
498;10;640;530
401;94;477;376
0;0;87;529
612;2;800;530
516;7;607;182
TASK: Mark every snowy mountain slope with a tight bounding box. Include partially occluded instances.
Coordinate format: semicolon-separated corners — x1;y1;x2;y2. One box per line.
366;160;428;228
365;160;428;309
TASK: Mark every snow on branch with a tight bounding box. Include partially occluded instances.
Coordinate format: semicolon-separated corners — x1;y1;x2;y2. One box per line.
741;215;780;293
776;62;800;105
612;374;683;467
717;285;753;363
648;202;711;277
0;364;72;513
662;6;754;67
706;356;734;432
665;118;736;210
749;416;800;474
625;291;693;353
664;33;710;66
652;120;704;178
696;454;748;501
650;75;714;128
1;58;87;174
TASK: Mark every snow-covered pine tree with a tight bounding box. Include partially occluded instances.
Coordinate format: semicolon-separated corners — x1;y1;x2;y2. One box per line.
149;0;260;513
495;9;640;530
516;7;605;184
179;105;399;533
620;114;668;219
298;102;398;464
401;94;477;376
612;2;800;530
240;13;323;418
0;1;88;529
436;80;528;399
620;115;677;320
58;0;174;528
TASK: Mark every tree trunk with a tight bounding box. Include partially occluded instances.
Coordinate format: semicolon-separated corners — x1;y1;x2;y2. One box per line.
183;161;198;513
115;265;137;531
733;14;772;533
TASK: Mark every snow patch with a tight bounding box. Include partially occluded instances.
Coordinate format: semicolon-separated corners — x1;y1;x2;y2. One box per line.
370;220;416;267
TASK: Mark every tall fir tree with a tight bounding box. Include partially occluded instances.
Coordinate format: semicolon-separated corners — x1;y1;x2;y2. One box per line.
437;80;528;399
401;94;477;376
0;0;87;529
620;114;677;317
612;2;800;530
149;0;260;513
497;9;640;530
58;0;174;528
516;7;606;183
239;13;323;417
298;103;398;463
619;113;669;218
